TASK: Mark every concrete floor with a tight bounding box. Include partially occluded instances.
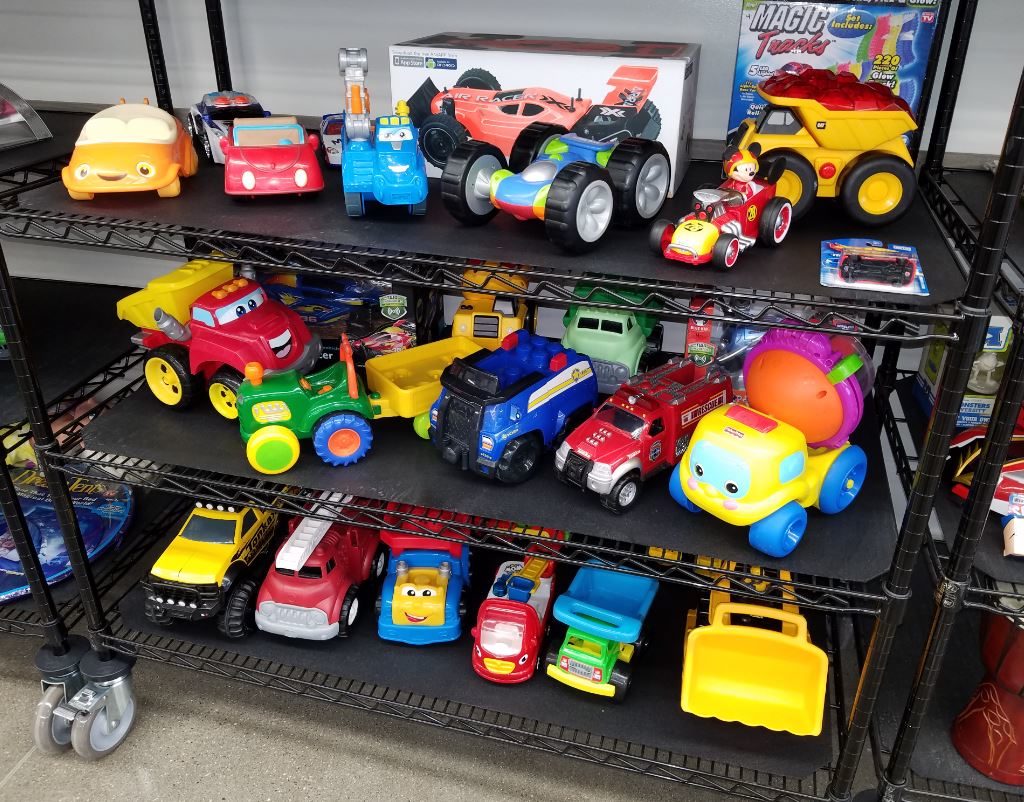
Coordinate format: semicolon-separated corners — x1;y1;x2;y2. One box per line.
0;636;726;802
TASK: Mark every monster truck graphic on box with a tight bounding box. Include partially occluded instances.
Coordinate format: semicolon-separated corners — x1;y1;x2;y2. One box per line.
407;65;662;169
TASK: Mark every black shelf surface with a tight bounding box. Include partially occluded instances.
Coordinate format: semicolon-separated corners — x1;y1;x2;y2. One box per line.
0;111;86;175
107;527;840;783
8;160;966;314
943;169;1024;272
79;384;897;586
0;278;134;422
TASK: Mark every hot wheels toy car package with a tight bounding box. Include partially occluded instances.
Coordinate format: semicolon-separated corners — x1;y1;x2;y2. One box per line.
820;238;927;295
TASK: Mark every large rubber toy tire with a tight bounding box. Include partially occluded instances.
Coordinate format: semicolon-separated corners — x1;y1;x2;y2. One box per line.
758;197;793;247
640;102;662;140
372;544;389;580
649;218;674;255
144;598;172;626
544;162;615;253
208;367;243;420
609;661;632;703
70;690;136;760
761;152;817;220
441;141;507;225
312;413;373;467
246;425;301;475
840;155;916;226
495;433;543;484
218;577;258;639
606;138;671;226
418;113;470;169
602;471;643;514
455;68;501;91
336;585;360;637
669;462;702;513
818;445;868;515
33;685;73;754
748;501;808;558
711;234;741;271
144;345;195;411
509;122;567;173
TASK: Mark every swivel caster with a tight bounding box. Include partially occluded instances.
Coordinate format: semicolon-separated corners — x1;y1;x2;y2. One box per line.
68;676;137;760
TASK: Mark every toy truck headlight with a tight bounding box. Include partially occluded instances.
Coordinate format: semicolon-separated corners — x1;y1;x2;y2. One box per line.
481;435;494;452
589;462;612;481
430;408;438;424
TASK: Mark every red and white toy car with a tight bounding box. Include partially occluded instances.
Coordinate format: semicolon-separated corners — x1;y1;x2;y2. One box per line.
255;505;385;641
221;116;325;197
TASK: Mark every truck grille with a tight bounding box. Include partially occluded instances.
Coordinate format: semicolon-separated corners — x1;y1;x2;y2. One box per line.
444;396;479;449
592;359;630;390
143;577;221;615
472;315;500;340
566;658;596;679
258;602;327;628
563;451;591;486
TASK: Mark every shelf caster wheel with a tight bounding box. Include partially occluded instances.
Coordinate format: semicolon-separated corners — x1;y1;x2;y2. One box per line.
33;685;73;754
69;678;137;761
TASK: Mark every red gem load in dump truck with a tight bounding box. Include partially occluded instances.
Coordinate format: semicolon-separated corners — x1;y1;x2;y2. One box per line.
554;359;733;513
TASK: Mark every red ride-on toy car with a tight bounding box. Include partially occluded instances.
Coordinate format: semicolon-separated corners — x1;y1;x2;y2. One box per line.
221;116;325;197
255;500;386;641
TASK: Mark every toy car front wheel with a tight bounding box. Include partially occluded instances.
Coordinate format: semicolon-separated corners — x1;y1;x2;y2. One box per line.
337;585;360;637
544;162;615;253
711;235;741;271
607;138;671;226
207;367;243;420
602;471;643;514
313;413;373;467
748;501;807;558
840;155;916;226
441;141;507;226
758;197;793;247
418;113;470;169
144;346;196;411
609;660;632;703
218;577;258;639
247;425;302;475
495;433;543;484
818;445;868;515
761;152;817;220
649;218;674;255
509;122;568;173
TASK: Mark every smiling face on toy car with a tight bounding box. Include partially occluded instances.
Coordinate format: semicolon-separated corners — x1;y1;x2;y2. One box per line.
392;566;447;625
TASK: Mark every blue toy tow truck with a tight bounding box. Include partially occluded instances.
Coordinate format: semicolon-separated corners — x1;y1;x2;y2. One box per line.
338;47;428;217
429;330;599;484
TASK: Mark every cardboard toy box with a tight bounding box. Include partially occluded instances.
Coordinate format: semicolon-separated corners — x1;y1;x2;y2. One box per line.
727;1;944;135
914;315;1013;430
390;33;700;196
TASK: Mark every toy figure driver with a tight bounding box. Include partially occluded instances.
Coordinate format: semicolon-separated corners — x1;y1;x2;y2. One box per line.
721;144;765;201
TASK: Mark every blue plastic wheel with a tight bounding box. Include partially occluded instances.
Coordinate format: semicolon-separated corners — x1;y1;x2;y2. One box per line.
668;463;701;513
312;413;373;467
748;501;807;558
818;445;868;515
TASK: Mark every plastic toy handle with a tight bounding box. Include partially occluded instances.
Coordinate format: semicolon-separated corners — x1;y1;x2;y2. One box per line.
565;598;627;630
711;602;808;640
244;361;265;387
340;333;358;400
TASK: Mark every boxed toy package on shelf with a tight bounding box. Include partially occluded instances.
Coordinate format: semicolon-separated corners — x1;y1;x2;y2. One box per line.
390;32;699;196
727;0;944;136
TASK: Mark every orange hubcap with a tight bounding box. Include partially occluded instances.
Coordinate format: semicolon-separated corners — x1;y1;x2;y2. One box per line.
328;429;360;456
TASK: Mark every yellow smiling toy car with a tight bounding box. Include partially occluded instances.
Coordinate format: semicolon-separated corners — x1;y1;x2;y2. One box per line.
62;99;198;200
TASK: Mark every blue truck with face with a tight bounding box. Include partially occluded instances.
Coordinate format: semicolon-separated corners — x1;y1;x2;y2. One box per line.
429;330;598;484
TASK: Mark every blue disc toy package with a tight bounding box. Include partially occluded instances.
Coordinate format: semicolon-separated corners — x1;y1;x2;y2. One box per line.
0;468;134;603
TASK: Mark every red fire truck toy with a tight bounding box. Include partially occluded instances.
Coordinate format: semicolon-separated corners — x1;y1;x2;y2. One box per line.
554;359;733;513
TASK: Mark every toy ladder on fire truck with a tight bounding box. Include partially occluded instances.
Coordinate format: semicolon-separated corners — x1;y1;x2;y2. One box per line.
275;491;351;571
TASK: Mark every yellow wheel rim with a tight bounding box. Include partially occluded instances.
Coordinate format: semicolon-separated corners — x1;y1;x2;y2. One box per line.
208;381;239;420
145;356;185;407
857;171;904;217
775;169;803;207
246;425;300;475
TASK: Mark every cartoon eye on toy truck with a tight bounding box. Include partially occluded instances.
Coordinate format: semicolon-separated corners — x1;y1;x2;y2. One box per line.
452;267;531;350
545;561;658;701
117;260;320;420
731;65;918;226
429;330;599;484
406;64;661;169
556;359;733;513
338;48;428;217
255;496;386;641
376;529;471;646
442;123;669;253
143;502;279;638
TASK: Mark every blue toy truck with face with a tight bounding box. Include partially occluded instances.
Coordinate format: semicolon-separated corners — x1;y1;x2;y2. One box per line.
429;330;599;484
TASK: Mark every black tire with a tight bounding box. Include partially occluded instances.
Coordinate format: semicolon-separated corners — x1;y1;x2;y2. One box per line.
374;591;383;618
839;155;916;226
419;113;471;169
144;345;196;411
144;598;172;627
606;138;671;226
218;577;257;639
441;141;507;226
649;218;674;255
601;470;643;514
495;433;543;484
509;122;567;173
187;116;213;164
208;366;243;419
761;151;817;220
711;234;741;271
639;102;662;140
544;162;615;253
371;544;389;580
336;585;360;637
609;660;632;703
757;197;793;247
455;68;501;91
545;644;560;668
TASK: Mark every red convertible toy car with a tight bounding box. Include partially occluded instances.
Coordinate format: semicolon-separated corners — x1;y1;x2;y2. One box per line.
221;116;325;197
255;509;385;641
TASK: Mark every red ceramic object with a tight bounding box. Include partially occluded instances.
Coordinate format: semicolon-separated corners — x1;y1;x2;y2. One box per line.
952;612;1024;786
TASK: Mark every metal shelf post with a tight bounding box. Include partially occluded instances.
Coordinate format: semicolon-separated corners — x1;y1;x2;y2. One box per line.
204;0;232;92
137;0;173;113
924;0;979;174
